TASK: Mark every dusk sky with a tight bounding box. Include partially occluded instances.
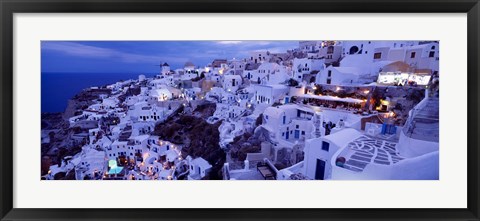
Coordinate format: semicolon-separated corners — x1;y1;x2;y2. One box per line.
41;41;299;74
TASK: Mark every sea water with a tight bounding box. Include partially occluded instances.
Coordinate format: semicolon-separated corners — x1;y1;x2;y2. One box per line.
41;72;156;113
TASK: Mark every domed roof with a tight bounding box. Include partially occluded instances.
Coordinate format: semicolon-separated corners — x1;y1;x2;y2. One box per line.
184;61;195;67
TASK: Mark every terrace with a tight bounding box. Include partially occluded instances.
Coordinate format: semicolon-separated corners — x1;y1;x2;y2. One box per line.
336;135;404;172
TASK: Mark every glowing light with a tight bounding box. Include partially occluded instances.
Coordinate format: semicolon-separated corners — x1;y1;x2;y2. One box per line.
364;90;370;94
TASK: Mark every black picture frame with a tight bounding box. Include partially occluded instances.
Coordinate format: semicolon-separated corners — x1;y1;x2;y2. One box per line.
1;0;479;220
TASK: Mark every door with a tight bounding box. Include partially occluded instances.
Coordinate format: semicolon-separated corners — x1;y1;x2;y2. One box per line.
286;130;289;139
295;130;300;139
315;159;326;180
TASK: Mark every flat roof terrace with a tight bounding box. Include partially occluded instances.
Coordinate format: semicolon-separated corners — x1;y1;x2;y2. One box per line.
336;135;404;172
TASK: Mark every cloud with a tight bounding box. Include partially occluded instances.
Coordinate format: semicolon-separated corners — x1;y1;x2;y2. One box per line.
41;42;186;64
217;41;243;45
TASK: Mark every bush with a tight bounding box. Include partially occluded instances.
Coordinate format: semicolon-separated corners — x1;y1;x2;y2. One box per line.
314;85;323;95
287;78;299;87
255;114;263;126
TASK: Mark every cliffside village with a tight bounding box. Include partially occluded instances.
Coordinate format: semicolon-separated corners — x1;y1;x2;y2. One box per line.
41;41;440;180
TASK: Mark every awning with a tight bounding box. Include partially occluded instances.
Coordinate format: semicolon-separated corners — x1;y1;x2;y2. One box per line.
300;94;365;103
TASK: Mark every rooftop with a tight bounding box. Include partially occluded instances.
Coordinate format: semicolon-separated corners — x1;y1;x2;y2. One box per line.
336;135;404;173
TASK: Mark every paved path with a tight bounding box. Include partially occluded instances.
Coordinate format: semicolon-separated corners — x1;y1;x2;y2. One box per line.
339;136;404;172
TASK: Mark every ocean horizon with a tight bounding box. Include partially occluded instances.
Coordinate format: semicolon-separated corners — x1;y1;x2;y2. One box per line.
41;72;157;113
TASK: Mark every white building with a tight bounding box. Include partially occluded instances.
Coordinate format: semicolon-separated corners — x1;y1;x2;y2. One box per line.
187;156;212;180
261;104;317;143
248;51;270;64
74;146;106;180
223;74;242;93
316;66;367;85
150;88;173;101
302;128;363;180
253;84;289;105
227;58;245;75
160;62;171;75
292;58;324;82
318;45;342;64
339;41;417;56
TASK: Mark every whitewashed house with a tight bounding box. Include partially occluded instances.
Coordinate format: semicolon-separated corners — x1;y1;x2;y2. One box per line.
160;62;171;76
248;51;270;64
302;128;363;180
261;104;316;143
223;74;242;92
253;84;289;105
316;66;367;85
187;156;212;180
292;58;324;82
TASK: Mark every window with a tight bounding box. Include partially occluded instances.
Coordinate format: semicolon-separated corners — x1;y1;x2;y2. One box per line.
327;70;332;77
374;52;382;59
410;52;416;58
429;51;435;57
321;141;330;151
326;79;331;84
302;131;305;135
327;46;334;54
296;125;299;129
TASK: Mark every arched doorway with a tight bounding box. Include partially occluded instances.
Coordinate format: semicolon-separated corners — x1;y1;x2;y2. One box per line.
349;46;359;54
